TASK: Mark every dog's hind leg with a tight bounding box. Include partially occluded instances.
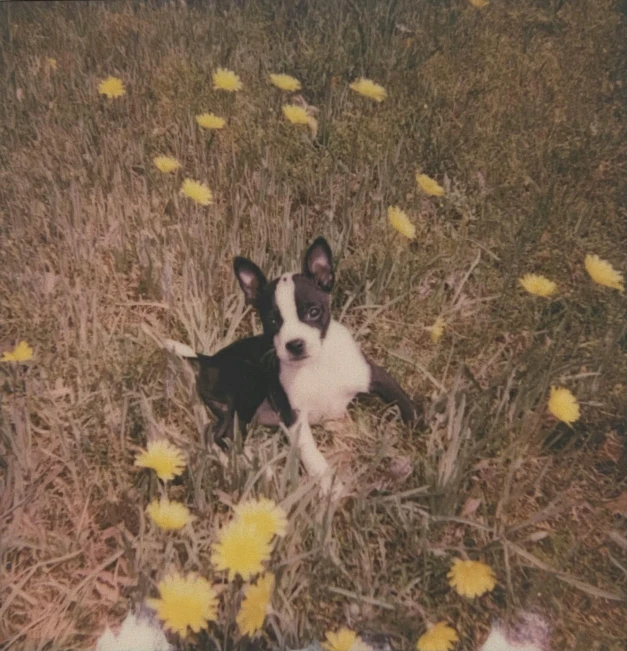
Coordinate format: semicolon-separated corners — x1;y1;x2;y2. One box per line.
209;414;235;451
199;397;235;451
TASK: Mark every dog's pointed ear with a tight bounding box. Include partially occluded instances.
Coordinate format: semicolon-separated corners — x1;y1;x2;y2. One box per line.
303;237;334;291
234;257;267;306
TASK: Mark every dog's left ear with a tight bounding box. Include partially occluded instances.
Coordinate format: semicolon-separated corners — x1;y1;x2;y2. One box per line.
303;237;334;291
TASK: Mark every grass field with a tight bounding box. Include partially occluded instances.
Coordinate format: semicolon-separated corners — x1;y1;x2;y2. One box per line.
1;0;626;649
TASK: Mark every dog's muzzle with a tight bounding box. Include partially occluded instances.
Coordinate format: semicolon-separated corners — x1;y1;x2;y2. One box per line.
285;338;306;359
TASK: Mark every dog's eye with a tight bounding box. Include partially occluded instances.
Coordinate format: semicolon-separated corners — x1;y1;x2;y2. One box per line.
307;306;322;320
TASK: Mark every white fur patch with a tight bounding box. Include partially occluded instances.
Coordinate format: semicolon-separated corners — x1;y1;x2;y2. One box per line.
480;628;542;651
480;614;549;651
163;339;197;358
96;613;171;651
277;305;370;497
273;273;323;362
281;320;371;423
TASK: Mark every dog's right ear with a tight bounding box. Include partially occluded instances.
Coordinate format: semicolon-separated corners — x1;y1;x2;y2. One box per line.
234;257;267;307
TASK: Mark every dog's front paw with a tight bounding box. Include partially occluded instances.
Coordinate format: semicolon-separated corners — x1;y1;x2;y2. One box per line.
319;472;346;501
330;479;347;502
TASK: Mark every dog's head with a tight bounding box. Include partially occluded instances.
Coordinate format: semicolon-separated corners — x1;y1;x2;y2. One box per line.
234;237;334;364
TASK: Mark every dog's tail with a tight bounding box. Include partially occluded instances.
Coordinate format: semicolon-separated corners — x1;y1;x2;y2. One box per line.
163;338;198;359
140;324;200;360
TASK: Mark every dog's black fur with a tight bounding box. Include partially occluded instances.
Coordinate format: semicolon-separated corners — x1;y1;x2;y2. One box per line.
188;336;295;450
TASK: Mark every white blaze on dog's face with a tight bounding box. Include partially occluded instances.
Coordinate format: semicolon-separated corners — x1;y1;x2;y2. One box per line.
272;272;330;363
234;238;335;363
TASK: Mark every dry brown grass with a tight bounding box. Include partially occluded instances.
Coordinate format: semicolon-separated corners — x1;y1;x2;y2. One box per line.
1;0;626;649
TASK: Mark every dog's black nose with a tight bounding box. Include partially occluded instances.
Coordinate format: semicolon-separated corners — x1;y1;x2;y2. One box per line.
286;339;305;356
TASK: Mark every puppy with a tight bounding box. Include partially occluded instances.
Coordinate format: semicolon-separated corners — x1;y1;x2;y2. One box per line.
169;237;417;495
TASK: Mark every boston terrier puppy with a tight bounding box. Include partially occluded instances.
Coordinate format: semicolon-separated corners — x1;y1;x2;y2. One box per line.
168;237;417;495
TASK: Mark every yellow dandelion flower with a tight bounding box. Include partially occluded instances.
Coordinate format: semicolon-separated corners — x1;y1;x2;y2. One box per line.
146;498;193;531
519;274;558;297
134;440;186;481
322;628;359;651
269;73;301;92
469;0;489;7
211;520;273;581
447;558;496;598
98;76;126;99
1;340;33;363
233;497;288;540
180;179;213;206
322;628;372;651
416;622;459;651
585;254;624;292
388;205;416;239
46;57;57;71
428;317;446;344
213;67;243;92
282;104;311;125
349;78;387;102
146;572;217;638
416;173;445;197
548;386;580;425
236;573;275;636
196;112;226;130
153;155;181;174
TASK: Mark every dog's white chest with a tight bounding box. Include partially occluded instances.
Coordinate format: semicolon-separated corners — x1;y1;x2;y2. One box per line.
280;321;371;423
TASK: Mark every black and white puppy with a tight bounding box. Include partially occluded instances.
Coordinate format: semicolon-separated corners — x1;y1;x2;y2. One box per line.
168;237;417;495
